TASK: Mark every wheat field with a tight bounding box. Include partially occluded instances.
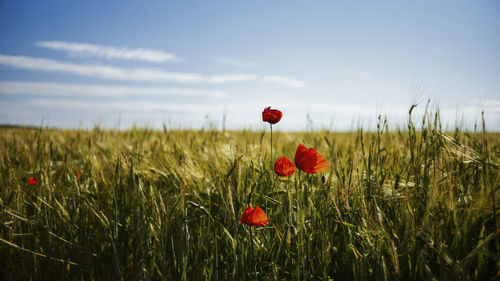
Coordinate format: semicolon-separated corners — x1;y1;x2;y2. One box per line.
0;111;499;280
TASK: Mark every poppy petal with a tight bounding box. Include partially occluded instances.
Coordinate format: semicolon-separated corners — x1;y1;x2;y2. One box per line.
294;144;330;174
240;206;269;227
28;176;38;185
240;206;254;225
274;156;296;177
262;106;283;124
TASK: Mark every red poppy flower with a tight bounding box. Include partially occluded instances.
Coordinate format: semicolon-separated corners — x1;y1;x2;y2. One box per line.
262;106;282;124
76;169;81;180
294;144;330;174
274;156;296;177
240;206;269;227
28;176;38;185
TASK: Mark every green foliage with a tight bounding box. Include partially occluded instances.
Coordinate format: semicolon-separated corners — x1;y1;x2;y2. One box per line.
0;112;499;280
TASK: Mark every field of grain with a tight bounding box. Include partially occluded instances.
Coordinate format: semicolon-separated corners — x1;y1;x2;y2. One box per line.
0;112;499;280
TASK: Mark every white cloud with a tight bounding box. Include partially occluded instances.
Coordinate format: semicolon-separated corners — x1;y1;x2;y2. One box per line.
259;76;306;88
439;99;500;130
468;99;500;113
0;54;306;87
212;56;257;68
2;97;499;131
0;81;227;98
2;98;409;118
36;41;181;63
205;74;258;83
26;98;218;112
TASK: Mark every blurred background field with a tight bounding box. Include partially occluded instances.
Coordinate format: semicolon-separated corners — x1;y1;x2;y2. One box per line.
0;111;499;280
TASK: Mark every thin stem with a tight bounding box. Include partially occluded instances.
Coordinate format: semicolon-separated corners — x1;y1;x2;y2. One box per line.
270;124;273;169
263;124;273;212
272;174;278;198
303;172;309;279
249;227;257;279
296;170;302;280
267;124;273;212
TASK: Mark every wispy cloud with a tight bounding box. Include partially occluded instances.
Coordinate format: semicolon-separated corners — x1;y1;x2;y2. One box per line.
25;98;217;112
0;54;306;87
259;76;306;88
0;81;227;98
468;99;500;113
212;56;257;68
35;41;181;63
2;97;499;130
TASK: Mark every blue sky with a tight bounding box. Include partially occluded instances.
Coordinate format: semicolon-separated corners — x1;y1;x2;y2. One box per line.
0;0;499;130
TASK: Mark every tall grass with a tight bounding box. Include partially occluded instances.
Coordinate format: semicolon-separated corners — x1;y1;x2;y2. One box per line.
0;110;499;280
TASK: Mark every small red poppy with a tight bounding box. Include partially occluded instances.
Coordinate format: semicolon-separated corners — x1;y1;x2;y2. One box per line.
262;106;282;124
76;169;81;180
28;176;38;185
274;156;296;177
294;144;330;174
240;206;269;227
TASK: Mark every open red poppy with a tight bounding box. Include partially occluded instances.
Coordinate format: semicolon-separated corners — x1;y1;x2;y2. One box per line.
274;156;296;177
240;206;269;227
28;176;38;185
262;106;282;124
294;144;330;174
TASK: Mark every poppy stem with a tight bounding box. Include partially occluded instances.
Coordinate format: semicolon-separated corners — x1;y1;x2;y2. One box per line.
296;170;302;279
249;227;257;279
298;170;310;279
270;124;273;169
